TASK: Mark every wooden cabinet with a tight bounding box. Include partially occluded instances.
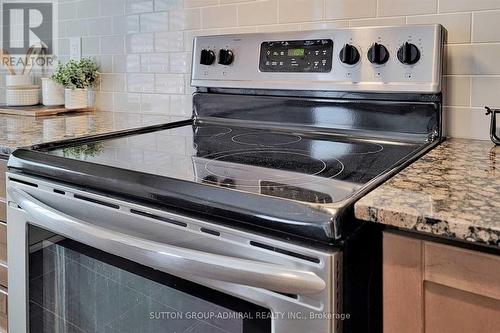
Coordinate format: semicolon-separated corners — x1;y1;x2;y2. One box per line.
0;287;6;333
383;232;500;333
0;158;7;332
0;159;6;222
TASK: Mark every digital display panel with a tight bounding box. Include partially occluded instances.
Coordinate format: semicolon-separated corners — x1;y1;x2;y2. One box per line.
260;39;333;72
287;48;305;57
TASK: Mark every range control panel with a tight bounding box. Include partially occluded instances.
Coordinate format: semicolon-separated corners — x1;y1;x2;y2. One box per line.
259;39;333;72
191;25;444;93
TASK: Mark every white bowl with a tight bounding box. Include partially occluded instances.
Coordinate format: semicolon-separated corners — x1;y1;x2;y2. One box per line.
6;75;33;87
6;86;40;106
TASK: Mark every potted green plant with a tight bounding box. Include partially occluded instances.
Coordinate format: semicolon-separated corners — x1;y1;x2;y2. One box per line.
51;58;99;109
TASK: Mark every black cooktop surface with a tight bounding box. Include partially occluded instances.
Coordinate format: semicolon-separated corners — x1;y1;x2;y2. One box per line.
43;123;421;205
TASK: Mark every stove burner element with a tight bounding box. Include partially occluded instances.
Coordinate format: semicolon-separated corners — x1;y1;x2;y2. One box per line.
203;150;343;186
195;126;232;138
232;132;302;146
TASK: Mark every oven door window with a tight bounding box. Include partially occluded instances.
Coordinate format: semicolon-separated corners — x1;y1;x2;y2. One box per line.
28;225;271;333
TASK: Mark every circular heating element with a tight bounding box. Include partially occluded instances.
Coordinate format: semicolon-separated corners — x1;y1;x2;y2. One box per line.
194;126;232;138
232;132;302;146
203;150;343;185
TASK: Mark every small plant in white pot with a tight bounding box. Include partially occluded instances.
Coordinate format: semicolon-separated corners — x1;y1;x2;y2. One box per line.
51;58;99;110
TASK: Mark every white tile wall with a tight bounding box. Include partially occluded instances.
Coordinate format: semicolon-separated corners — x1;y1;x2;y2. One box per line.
2;0;499;140
378;0;437;16
182;0;500;140
238;1;277;26
279;0;324;23
326;0;377;20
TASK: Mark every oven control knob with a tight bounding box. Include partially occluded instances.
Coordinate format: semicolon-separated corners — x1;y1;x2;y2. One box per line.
397;42;420;65
367;43;389;65
200;49;215;65
218;49;234;65
339;44;360;65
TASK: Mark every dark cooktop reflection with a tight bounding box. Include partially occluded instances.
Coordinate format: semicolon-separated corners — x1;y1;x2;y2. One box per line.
206;151;329;177
232;132;302;146
45;124;422;204
194;126;232;137
202;150;343;183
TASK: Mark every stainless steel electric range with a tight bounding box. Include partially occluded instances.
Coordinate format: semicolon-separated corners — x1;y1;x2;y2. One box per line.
7;25;444;333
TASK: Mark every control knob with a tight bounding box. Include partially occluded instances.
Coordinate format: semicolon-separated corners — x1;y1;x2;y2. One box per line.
200;49;215;65
397;42;420;65
367;43;389;65
339;44;360;65
218;49;234;65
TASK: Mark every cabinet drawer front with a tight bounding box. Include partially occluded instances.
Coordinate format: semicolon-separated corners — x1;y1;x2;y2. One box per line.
424;242;500;301
425;281;500;333
0;159;6;223
0;223;5;264
383;232;423;333
0;264;6;289
0;223;5;290
0;287;6;333
0;159;6;200
0;201;5;223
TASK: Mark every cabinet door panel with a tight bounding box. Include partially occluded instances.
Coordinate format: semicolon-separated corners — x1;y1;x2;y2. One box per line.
424;242;500;301
0;286;6;332
425;281;500;333
0;159;6;223
0;223;5;266
383;233;423;333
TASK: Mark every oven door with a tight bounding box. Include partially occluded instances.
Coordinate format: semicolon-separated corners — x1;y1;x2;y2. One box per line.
7;174;340;333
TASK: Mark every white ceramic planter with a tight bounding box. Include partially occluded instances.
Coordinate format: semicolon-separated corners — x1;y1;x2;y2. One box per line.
6;75;33;87
65;88;88;110
42;78;65;106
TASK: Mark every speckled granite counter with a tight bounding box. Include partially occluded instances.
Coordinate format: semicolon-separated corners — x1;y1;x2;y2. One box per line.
355;139;500;248
0;111;172;156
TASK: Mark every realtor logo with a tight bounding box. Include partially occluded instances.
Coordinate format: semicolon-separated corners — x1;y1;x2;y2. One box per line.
3;2;54;55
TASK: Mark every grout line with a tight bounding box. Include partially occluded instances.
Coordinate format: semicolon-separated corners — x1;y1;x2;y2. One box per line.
469;73;473;108
470;11;474;43
444;74;500;77
277;0;280;24
235;2;239;26
447;42;500;46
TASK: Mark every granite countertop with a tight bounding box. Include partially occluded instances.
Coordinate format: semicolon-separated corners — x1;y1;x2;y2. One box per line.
0;111;172;156
355;138;500;248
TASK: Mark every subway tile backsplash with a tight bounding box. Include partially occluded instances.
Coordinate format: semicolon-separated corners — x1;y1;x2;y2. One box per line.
1;0;499;140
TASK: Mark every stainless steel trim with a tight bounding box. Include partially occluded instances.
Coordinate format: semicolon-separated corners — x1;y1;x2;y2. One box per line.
8;186;326;295
191;25;444;93
6;201;28;333
7;174;340;333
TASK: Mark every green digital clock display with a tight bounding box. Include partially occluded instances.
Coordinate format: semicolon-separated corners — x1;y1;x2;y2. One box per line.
287;48;305;57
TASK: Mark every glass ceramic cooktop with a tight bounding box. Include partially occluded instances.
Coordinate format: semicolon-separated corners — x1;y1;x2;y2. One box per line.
45;124;421;204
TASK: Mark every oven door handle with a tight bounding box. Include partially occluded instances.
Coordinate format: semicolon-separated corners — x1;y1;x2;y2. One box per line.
9;187;326;294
